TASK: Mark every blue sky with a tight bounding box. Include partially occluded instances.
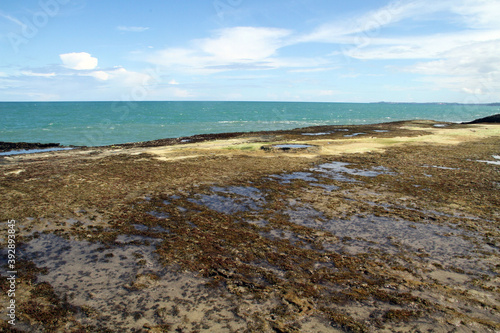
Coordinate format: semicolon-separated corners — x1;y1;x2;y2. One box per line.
1;0;499;102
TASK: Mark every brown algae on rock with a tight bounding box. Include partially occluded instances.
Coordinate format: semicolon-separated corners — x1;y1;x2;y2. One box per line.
0;120;499;332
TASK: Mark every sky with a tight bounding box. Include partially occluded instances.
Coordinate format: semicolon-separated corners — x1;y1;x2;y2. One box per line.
0;0;499;103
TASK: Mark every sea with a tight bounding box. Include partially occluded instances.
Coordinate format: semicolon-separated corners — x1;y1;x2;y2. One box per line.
0;101;498;147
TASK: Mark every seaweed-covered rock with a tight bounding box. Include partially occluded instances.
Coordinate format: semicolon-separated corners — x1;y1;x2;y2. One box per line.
464;113;500;124
0;141;61;152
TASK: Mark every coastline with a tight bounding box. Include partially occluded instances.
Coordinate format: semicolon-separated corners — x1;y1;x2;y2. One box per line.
0;112;498;154
1;119;499;332
2;101;499;147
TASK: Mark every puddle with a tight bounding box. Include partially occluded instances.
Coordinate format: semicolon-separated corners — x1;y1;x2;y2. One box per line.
147;211;170;219
115;234;161;244
476;156;500;165
301;132;331;136
11;233;245;331
373;130;389;133
270;161;392;185
190;194;253;214
133;224;149;231
312;162;392;182
189;185;265;215
279;203;491;274
0;147;73;156
273;144;313;149
344;132;366;137
311;183;340;191
285;205;326;230
130;224;170;234
212;186;263;200
270;172;318;183
260;228;315;250
422;165;459;170
323;215;472;257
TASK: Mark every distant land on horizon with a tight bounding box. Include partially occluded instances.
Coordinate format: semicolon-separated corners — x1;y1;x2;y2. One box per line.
375;102;500;106
1;101;500;106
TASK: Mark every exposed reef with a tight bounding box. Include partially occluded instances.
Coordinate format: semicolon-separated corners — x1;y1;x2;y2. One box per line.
1;119;499;332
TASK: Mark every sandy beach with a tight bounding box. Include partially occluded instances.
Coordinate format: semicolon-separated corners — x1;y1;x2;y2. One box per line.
1;119;499;332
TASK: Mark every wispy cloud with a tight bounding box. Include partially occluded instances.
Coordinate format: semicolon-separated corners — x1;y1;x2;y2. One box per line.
21;71;56;77
117;26;150;32
289;67;337;73
196;26;290;62
296;0;448;44
295;0;500;100
147;27;292;74
4;0;499;102
147;26;332;74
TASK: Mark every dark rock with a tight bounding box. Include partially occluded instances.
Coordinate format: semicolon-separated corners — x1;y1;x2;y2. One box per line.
463;114;500;124
0;141;61;152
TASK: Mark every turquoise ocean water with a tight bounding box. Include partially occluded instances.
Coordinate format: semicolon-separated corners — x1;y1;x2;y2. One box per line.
0;102;498;147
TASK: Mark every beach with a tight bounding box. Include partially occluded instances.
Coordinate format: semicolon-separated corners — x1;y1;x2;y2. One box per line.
1;119;499;332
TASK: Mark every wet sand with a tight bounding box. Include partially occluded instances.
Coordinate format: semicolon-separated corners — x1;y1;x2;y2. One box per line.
0;120;499;332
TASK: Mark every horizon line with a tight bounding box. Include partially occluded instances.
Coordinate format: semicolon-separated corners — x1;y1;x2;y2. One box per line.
1;100;499;105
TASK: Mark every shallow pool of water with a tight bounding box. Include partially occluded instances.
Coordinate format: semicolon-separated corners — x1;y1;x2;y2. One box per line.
273;144;314;149
0;147;73;156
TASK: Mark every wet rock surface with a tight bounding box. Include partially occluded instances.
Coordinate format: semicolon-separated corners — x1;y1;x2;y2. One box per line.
464;113;500;124
0;141;62;153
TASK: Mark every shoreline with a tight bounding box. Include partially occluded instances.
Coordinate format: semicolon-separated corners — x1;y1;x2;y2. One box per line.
1;113;498;154
1;118;499;332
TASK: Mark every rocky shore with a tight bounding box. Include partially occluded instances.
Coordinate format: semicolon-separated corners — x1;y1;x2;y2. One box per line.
463;113;500;124
0;141;62;153
1;119;499;332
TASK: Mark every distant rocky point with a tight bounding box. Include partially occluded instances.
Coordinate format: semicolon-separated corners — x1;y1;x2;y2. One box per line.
464;114;500;124
0;141;61;152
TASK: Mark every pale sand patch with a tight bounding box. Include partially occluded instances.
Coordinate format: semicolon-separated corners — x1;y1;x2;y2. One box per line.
316;124;500;155
142;124;500;160
2;123;497;164
4;169;25;175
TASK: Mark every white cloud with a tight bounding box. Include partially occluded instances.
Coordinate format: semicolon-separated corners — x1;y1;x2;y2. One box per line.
85;67;156;86
147;27;298;74
117;26;150;32
197;26;290;62
299;0;500;53
404;39;500;98
295;0;500;100
168;79;179;85
451;0;500;29
89;71;110;81
345;29;500;60
60;52;98;70
21;71;56;77
297;0;447;44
